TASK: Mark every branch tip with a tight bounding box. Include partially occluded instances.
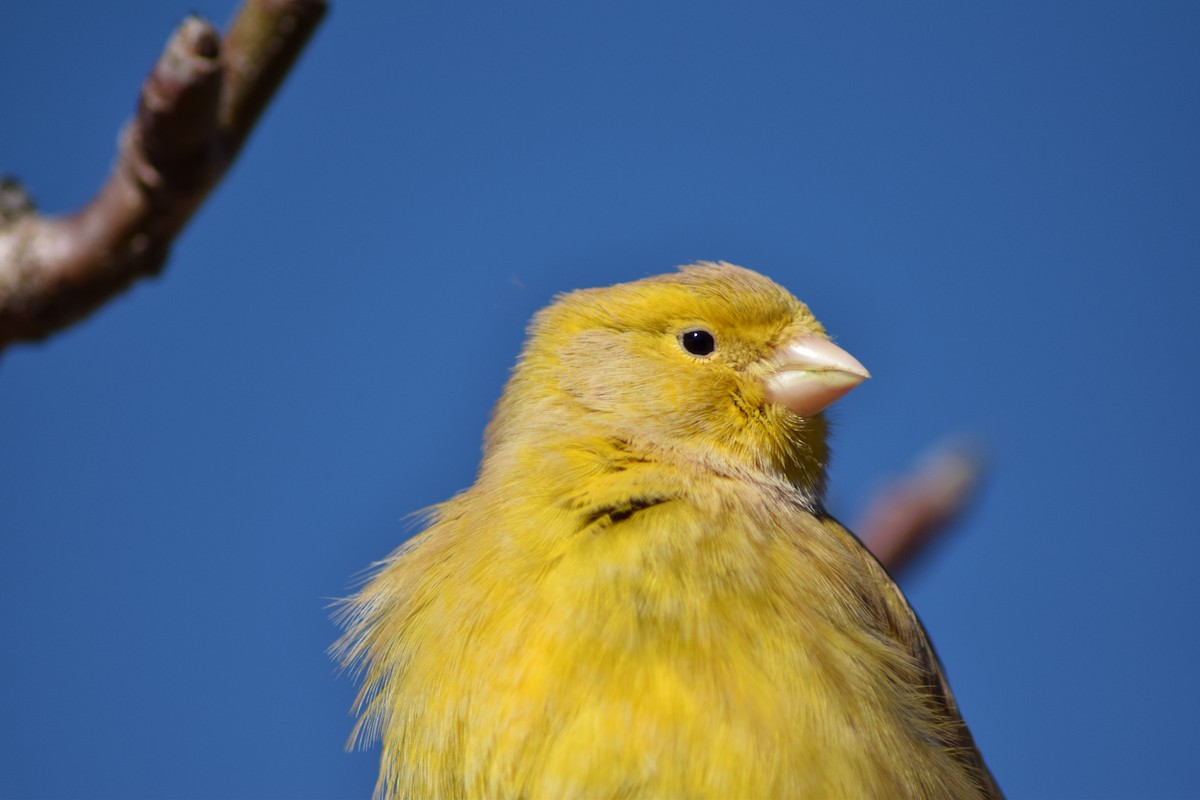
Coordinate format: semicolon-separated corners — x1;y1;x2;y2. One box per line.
860;437;989;576
180;16;222;59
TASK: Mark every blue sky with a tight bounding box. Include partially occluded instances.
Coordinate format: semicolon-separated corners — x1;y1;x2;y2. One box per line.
2;2;1198;797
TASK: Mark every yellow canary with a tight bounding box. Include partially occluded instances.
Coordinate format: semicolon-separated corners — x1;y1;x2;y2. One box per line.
337;262;1001;799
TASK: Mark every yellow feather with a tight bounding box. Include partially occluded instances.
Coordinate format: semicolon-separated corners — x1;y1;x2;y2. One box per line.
336;262;1001;799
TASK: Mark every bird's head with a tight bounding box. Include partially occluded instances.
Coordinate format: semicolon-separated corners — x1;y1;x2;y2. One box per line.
485;262;869;501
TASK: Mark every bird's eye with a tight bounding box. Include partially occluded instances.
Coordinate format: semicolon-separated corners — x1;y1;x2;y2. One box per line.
679;328;716;357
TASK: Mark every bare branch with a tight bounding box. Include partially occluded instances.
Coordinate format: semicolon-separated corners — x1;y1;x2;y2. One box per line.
859;439;988;576
0;0;327;350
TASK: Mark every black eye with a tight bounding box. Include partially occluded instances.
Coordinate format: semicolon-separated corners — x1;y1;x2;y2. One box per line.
680;328;716;356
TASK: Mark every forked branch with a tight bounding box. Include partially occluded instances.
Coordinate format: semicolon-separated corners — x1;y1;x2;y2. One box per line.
0;0;327;350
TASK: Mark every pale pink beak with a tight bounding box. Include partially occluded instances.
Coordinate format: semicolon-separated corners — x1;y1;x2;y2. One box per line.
763;335;870;417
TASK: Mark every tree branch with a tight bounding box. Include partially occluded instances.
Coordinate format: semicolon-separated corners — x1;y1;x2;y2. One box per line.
0;0;327;350
859;439;988;577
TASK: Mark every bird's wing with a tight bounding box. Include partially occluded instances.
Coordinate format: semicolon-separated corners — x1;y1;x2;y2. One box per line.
825;516;1004;799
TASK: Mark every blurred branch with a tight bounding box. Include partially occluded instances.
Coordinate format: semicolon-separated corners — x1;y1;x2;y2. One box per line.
0;0;327;350
860;440;988;576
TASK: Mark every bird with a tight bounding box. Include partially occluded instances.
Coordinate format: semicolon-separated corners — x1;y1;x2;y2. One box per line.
336;261;1001;799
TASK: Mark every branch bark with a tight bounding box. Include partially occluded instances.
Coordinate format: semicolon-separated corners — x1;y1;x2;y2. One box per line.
0;0;327;350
